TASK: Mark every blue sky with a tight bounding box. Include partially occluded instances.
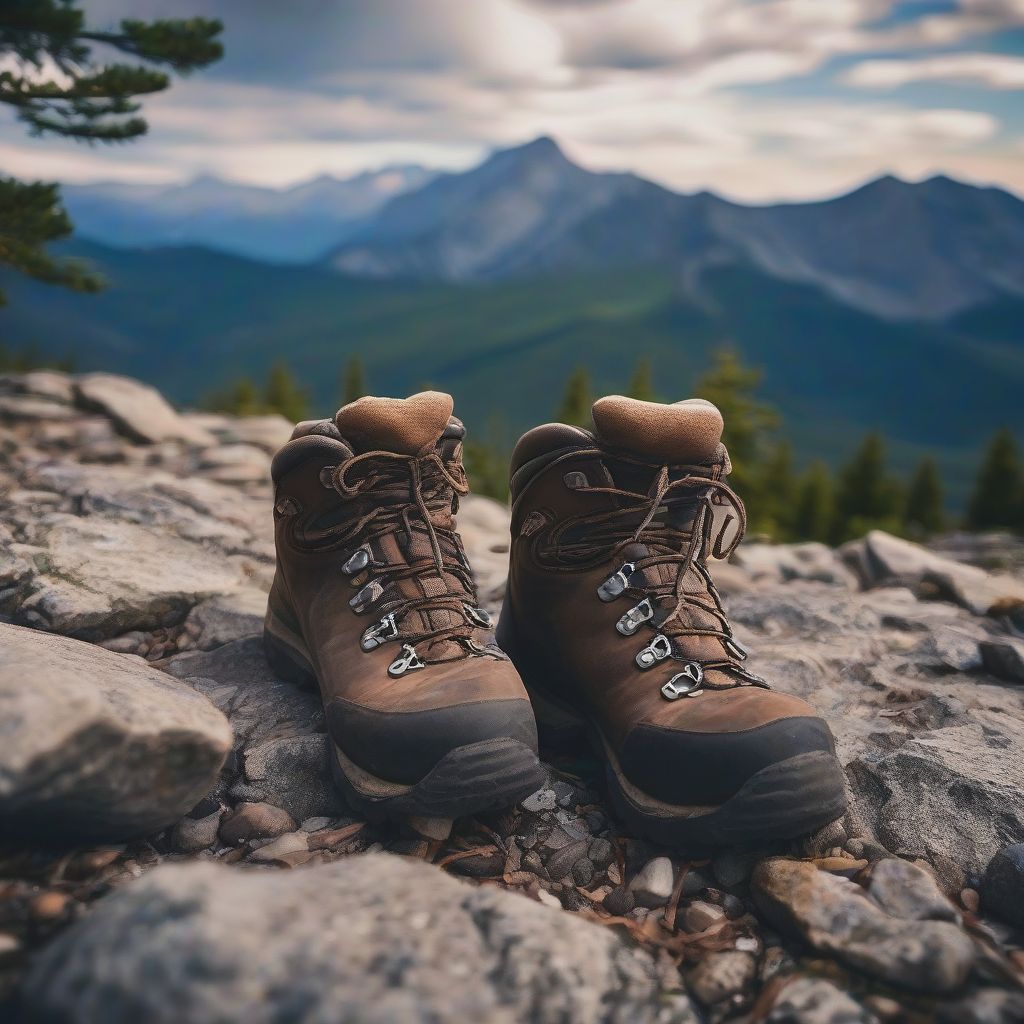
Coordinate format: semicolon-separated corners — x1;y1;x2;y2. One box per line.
3;0;1023;200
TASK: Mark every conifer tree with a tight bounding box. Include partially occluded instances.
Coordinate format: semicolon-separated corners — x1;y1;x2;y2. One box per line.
264;362;308;424
967;428;1022;531
627;357;657;402
694;348;778;499
757;440;797;539
832;432;903;541
792;461;834;542
904;458;945;537
0;2;222;304
342;355;366;406
557;366;592;427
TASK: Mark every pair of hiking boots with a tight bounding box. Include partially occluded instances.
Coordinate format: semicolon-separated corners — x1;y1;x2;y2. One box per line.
264;390;847;848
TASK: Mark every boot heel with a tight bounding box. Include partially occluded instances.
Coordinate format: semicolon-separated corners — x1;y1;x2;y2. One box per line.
263;609;318;690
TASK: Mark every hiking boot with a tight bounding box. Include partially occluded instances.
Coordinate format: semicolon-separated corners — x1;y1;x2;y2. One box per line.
497;395;847;848
264;391;543;822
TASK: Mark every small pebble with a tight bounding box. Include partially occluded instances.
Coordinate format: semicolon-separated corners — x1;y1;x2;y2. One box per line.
587;838;614;869
572;858;594;887
603;885;634;916
536;889;561;909
683;900;726;933
681;868;711;897
220;803;296;845
30;891;71;921
521;788;557;813
960;887;980;913
629;856;675;908
248;832;308;863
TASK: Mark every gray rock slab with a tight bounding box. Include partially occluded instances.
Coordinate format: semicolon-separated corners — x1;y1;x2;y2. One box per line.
24;854;699;1024
0;623;231;843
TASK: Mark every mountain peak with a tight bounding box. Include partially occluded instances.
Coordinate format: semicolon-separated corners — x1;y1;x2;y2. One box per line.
488;135;569;166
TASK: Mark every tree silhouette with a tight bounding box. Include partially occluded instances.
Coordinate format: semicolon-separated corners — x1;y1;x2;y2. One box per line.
627;357;657;402
557;366;592;426
793;461;835;542
342;355;366;406
832;432;903;541
967;428;1022;531
904;458;945;537
264;363;308;424
0;2;222;304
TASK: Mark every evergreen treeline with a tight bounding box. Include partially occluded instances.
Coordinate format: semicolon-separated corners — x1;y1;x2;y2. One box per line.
10;340;1010;538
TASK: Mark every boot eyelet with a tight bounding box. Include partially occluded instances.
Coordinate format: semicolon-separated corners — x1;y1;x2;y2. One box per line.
342;547;371;575
388;643;425;677
361;612;398;651
661;663;704;700
350;581;384;613
464;604;493;628
598;562;636;602
616;598;654;636
635;633;672;669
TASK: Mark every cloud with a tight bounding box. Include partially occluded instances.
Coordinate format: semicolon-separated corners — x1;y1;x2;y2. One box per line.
845;53;1024;89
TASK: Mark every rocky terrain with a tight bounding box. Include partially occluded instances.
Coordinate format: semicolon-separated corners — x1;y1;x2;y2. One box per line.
2;370;1024;1023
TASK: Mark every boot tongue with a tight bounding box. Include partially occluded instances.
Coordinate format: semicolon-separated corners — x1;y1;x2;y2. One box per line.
591;396;723;464
335;391;454;455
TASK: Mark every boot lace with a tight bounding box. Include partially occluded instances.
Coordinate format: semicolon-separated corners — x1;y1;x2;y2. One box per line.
327;449;502;673
546;454;768;692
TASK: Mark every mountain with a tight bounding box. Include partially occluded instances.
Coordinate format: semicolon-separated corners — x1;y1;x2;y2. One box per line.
326;138;1024;321
3;237;1022;506
62;165;435;263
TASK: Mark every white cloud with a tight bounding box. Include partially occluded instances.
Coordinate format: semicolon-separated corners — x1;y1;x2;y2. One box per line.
845;52;1024;89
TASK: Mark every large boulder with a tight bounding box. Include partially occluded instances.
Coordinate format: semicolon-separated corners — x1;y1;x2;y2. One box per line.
7;513;254;640
24;854;699;1024
74;373;214;447
0;624;231;842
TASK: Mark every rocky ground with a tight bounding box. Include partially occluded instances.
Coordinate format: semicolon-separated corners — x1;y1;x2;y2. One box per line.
2;370;1024;1023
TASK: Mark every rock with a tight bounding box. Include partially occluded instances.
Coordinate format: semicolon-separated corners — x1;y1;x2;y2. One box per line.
10;513;252;640
712;849;761;889
588;838;614;869
686;951;756;1006
980;639;1024;683
231;734;345;823
681;869;711;897
219;802;296;845
846;718;1024;876
170;810;222;854
911;628;983;673
521;786;557;813
182;591;266;651
74;372;214;447
752;858;975;993
0;370;74;404
0;623;231;843
572;859;594;887
682;900;726;933
734;542;855;587
866;858;958;922
629;857;675;908
843;530;1024;617
226;414;293;453
961;888;980;913
981;845;1024;928
25;855;700;1024
935;988;1024;1024
602;886;635;917
546;839;591;882
248;832;308;863
767;976;878;1024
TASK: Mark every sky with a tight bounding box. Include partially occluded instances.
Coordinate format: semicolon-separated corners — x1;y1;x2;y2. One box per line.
2;0;1024;201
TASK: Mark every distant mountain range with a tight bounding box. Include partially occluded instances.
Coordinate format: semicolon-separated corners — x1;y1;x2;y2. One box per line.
62;165;435;263
64;136;1024;321
4;136;1023;505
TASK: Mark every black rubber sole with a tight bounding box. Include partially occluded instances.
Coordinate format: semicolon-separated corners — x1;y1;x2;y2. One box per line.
263;615;545;823
517;659;848;851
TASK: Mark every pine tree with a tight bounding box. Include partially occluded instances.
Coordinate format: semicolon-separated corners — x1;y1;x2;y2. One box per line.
792;461;835;542
627;357;657;402
967;428;1022;531
557;366;592;427
756;441;798;539
264;362;308;424
694;348;779;499
342;356;366;406
832;432;903;541
904;458;945;537
0;2;222;304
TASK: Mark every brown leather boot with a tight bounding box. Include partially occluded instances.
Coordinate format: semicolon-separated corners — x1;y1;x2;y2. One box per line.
264;391;542;822
497;395;846;848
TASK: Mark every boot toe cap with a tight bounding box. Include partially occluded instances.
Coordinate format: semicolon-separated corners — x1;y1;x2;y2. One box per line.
327;694;538;786
619;703;837;807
